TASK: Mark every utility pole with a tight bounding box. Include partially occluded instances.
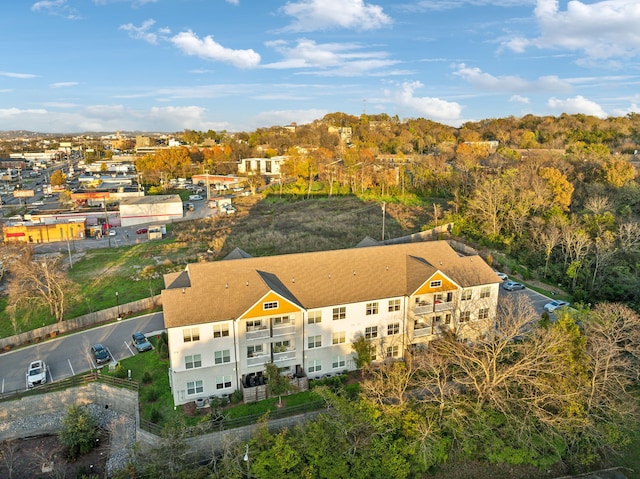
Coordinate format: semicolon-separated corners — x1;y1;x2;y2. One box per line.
381;201;386;242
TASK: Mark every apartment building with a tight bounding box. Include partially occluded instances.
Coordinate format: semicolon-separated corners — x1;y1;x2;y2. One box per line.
161;240;500;406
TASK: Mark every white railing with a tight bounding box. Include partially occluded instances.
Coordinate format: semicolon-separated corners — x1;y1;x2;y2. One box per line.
247;355;269;367
272;325;295;336
246;328;270;341
273;350;297;362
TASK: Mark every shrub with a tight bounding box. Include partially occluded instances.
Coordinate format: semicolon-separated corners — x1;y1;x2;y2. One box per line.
142;370;153;384
145;388;159;402
230;389;243;404
158;342;169;360
113;363;128;379
148;407;162;424
58;405;100;460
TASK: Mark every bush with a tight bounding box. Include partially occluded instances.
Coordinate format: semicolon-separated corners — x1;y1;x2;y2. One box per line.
58;405;100;460
113;363;128;379
230;389;243;404
158;342;169;360
145;388;159;402
142;370;153;384
148;407;162;424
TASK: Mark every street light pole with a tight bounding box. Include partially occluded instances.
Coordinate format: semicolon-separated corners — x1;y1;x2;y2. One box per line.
243;444;250;478
115;291;119;318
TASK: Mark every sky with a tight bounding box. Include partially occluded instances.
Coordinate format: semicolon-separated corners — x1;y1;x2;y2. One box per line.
1;0;640;134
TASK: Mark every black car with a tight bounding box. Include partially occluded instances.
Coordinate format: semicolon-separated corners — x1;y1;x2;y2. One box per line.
131;332;153;352
90;344;111;365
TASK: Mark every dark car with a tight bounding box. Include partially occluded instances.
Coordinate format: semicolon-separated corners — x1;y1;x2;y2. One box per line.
136;228;148;234
132;332;153;352
90;344;111;365
502;281;525;291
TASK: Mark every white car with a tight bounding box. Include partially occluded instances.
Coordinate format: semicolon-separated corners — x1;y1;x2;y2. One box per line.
544;300;569;313
27;360;47;388
494;271;508;281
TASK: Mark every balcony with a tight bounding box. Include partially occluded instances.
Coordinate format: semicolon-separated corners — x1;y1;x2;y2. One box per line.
272;324;295;337
247;354;269;367
413;301;453;315
273;350;297;362
413;323;434;337
246;327;270;341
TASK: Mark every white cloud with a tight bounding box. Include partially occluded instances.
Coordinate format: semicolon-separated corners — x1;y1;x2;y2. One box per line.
0;71;37;79
504;0;640;59
50;82;79;88
388;81;462;121
406;0;535;11
93;0;158;6
509;94;530;104
119;19;160;44
547;95;607;117
226;0;239;4
250;108;328;129
263;38;398;76
453;63;573;93
31;0;80;19
170;30;261;69
280;0;392;32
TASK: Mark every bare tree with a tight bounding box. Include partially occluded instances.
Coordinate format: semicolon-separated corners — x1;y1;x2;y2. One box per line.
0;440;19;479
5;251;76;322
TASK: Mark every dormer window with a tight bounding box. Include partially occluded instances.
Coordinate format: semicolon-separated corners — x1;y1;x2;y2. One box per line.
430;280;442;288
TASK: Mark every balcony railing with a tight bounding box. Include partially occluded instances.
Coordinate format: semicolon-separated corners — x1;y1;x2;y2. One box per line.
272;324;295;337
246;328;270;341
413;301;453;315
273;350;297;362
247;354;269;367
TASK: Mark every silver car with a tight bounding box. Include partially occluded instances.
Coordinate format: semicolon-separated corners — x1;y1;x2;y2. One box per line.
502;281;525;291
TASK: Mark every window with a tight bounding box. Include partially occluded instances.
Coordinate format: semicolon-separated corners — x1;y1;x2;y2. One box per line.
246;320;263;332
430;280;442;288
185;354;201;369
273;315;291;325
388;299;401;312
332;307;346;320
370;345;377;361
214;349;231;364
445;313;451;325
308;310;322;324
461;289;472;301
263;301;279;310
332;331;346;344
386;345;399;358
247;344;264;357
187;380;203;395
332;355;346;369
388;323;400;335
366;302;378;315
480;287;491;299
216;376;232;390
478;308;489;320
308;335;322;349
365;326;378;339
273;340;291;353
460;311;471;323
213;324;229;338
183;327;200;342
308;359;322;373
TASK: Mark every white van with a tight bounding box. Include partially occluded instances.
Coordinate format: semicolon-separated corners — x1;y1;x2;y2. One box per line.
188;195;203;201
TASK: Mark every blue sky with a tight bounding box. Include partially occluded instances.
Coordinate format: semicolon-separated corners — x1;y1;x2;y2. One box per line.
1;0;640;133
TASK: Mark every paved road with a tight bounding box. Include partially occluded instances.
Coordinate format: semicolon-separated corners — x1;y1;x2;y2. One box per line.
0;312;165;396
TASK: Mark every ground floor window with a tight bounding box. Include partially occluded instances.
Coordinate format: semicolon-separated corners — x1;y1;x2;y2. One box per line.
386;345;399;358
187;380;204;395
215;376;232;390
308;359;322;373
332;355;346;369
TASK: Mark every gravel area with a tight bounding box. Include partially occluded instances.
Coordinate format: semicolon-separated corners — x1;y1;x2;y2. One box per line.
0;404;137;477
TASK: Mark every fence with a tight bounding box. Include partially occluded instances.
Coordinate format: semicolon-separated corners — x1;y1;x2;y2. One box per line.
0;295;161;352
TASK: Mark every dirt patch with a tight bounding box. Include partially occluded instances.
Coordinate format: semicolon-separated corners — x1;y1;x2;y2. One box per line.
0;431;109;479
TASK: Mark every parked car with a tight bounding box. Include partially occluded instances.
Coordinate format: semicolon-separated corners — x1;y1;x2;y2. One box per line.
544;300;570;312
131;332;153;352
31;200;44;206
502;281;525;291
27;360;47;388
222;205;236;215
494;271;508;281
90;344;111;365
136;228;148;234
108;229;117;236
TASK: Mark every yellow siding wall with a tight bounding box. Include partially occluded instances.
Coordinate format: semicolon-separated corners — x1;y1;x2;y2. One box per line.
241;291;301;319
414;272;457;296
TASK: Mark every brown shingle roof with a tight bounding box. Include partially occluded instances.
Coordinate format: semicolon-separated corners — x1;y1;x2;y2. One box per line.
161;240;499;328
